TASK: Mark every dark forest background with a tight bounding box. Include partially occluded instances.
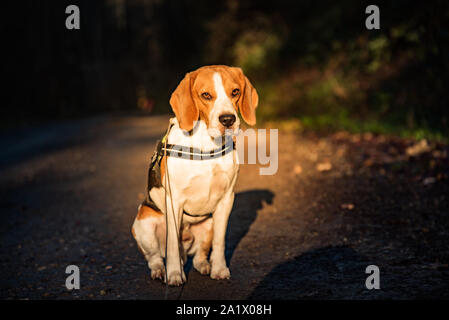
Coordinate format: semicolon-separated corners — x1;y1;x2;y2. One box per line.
3;1;449;140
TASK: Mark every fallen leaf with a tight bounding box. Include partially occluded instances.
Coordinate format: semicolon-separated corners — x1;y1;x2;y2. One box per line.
432;150;447;158
363;159;374;167
294;165;303;175
406;139;431;157
363;132;374;141
341;203;355;210
316;162;332;172
423;177;436;185
336;147;346;158
332;131;350;140
351;134;361;143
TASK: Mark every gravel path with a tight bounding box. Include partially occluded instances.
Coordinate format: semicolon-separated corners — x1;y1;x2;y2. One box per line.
1;115;448;299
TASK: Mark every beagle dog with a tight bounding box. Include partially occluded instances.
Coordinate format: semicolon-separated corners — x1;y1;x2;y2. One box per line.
132;65;258;286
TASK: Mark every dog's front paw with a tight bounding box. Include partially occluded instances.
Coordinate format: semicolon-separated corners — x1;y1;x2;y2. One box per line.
148;261;165;280
166;270;186;286
194;260;211;275
151;265;165;280
210;266;230;280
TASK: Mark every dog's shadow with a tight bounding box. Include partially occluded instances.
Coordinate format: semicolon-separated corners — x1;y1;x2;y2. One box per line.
184;189;274;273
225;189;274;264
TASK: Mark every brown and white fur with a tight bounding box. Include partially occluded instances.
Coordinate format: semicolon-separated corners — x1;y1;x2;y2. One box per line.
132;65;258;286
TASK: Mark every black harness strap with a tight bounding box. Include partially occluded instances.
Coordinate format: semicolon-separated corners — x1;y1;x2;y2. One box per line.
162;138;235;160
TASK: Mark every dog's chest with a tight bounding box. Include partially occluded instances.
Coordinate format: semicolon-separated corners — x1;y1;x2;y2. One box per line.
169;152;237;215
158;119;239;215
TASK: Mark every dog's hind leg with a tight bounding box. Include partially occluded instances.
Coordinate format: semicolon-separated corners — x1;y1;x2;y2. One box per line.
181;224;194;264
188;217;213;275
132;205;166;280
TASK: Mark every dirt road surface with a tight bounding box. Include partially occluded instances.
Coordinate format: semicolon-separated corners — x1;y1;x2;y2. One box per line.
1;115;448;299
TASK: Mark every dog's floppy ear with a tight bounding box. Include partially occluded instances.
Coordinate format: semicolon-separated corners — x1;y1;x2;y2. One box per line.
169;71;199;132
231;67;258;126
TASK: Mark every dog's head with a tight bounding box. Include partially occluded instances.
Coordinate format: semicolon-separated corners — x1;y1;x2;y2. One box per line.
169;65;258;138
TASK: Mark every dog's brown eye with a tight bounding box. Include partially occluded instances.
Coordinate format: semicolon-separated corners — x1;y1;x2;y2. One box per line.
231;88;240;97
201;92;212;100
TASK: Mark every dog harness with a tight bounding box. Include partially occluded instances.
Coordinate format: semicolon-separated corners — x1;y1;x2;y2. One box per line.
142;123;235;217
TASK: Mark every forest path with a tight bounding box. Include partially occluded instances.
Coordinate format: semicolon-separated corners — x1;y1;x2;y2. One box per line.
1;115;448;299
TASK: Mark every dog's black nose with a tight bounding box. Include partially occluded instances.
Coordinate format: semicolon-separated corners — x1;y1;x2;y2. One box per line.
219;114;236;127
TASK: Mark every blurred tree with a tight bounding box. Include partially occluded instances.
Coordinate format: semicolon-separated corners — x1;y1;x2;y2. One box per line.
2;0;448;140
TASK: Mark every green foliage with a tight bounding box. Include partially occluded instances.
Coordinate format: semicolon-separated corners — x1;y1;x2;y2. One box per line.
234;31;282;74
6;0;449;142
231;1;449;142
